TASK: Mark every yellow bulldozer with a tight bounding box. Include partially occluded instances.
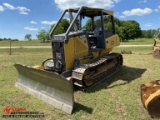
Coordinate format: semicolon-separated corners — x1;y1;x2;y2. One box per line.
141;30;160;118
14;6;123;114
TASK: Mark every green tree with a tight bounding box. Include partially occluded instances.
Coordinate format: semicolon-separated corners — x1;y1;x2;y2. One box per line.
104;22;112;31
142;29;156;38
24;34;32;41
49;19;70;35
83;19;92;30
60;19;70;31
83;17;142;40
155;28;160;38
113;20;141;40
36;29;48;43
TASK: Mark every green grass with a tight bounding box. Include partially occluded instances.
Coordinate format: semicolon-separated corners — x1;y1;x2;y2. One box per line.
113;46;152;53
120;38;153;45
0;48;52;56
0;47;160;120
0;40;51;47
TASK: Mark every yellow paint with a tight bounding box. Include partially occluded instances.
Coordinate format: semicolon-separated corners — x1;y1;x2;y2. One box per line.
64;34;120;71
64;38;75;70
74;36;88;58
106;34;120;49
33;66;45;70
155;38;160;43
64;36;89;70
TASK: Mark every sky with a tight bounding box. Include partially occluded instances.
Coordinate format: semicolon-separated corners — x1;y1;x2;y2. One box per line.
0;0;160;40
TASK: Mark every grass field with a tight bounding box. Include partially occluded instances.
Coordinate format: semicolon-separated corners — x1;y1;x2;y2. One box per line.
0;40;160;120
0;40;51;47
0;38;154;47
120;38;154;45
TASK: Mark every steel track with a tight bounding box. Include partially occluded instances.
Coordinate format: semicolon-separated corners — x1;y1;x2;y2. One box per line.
81;66;122;91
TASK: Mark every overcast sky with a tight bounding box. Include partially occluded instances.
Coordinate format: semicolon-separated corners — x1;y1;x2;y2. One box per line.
0;0;160;40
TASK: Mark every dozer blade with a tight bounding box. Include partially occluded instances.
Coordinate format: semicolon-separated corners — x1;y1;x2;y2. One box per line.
141;80;160;118
152;46;160;59
14;63;74;114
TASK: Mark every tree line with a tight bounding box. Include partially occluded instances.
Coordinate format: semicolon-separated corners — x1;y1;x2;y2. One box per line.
84;17;159;41
0;38;19;41
142;29;160;38
2;17;158;42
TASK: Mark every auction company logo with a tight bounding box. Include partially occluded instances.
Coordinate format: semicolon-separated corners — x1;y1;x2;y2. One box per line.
3;106;26;114
2;106;45;118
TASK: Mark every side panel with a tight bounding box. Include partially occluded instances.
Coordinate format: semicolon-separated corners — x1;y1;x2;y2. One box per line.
64;38;75;70
106;34;120;49
74;36;89;58
64;36;89;70
97;34;120;57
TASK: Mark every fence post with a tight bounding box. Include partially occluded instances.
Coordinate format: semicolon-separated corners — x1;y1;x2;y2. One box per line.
9;40;11;55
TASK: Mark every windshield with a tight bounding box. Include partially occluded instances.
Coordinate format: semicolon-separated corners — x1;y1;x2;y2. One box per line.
49;7;114;40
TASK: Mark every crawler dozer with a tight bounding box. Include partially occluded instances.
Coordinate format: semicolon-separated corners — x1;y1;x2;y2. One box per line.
140;30;160;118
14;6;123;114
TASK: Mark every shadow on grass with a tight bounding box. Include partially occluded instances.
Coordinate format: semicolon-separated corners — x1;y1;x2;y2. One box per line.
72;65;146;113
85;65;147;93
73;102;93;114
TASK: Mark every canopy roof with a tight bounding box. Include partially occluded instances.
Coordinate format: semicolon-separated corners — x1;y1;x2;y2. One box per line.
66;6;113;17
